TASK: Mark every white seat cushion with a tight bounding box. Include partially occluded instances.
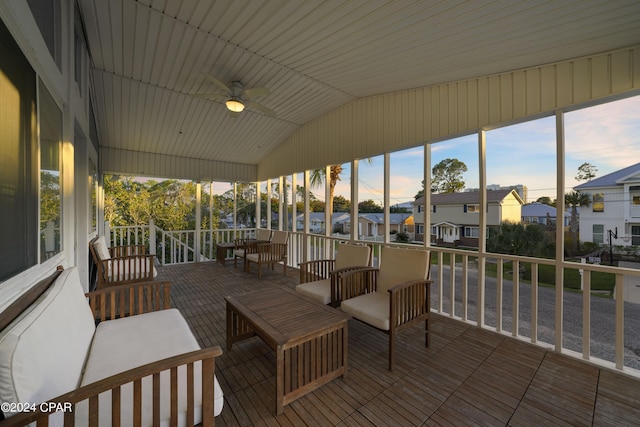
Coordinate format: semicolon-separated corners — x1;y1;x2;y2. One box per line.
340;292;390;331
79;309;223;426
233;249;245;257
0;268;95;413
296;279;331;305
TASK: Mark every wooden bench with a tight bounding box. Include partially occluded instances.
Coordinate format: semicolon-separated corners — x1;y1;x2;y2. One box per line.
0;267;223;426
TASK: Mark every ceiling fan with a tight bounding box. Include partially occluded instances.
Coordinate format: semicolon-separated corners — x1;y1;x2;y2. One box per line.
192;74;276;117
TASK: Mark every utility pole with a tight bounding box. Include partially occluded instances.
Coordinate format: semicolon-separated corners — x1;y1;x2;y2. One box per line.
608;227;618;266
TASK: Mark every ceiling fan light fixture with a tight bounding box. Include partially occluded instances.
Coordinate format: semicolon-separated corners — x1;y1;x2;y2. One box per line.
225;98;245;112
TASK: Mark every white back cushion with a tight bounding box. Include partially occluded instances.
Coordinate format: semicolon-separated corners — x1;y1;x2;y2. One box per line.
0;268;95;408
93;235;111;260
377;247;430;293
271;230;288;245
334;244;371;271
255;228;272;241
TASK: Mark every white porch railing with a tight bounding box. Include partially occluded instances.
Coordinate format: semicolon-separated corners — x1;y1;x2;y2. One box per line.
106;223;640;375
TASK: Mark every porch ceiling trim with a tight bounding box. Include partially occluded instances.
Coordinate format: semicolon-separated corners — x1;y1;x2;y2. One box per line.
100;147;257;182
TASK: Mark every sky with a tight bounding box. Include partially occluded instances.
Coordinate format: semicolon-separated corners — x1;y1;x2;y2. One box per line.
327;94;640;206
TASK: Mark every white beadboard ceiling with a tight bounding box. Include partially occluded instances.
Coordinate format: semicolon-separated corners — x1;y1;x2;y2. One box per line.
78;0;640;171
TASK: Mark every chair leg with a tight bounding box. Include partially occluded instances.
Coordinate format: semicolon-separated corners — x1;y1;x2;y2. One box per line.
425;318;430;347
388;332;395;371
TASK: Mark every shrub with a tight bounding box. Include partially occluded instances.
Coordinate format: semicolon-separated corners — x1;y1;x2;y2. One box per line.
395;231;410;242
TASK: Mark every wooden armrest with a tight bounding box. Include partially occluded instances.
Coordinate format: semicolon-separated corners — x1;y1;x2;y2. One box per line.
86;280;171;322
299;259;335;283
0;346;223;427
341;267;379;300
388;279;432;328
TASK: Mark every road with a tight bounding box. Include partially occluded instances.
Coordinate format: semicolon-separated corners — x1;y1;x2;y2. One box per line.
430;264;640;370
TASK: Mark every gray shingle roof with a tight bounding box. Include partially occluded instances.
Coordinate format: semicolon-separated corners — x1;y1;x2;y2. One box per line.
574;162;640;189
413;189;519;205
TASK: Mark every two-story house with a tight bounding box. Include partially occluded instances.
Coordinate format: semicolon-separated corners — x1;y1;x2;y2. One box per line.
574;162;640;246
413;189;524;247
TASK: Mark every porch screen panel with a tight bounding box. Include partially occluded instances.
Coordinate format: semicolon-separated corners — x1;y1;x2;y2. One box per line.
0;18;38;282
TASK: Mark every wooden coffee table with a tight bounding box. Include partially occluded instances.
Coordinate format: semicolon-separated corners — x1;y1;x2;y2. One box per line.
225;287;350;414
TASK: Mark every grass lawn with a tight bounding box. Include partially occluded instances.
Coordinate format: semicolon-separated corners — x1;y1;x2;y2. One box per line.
432;253;615;297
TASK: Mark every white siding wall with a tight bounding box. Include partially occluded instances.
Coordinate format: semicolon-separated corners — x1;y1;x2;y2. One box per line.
100;147;257;182
579;187;627;244
258;46;640;181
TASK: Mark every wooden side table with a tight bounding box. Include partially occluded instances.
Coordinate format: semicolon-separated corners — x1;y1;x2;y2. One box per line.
215;242;236;266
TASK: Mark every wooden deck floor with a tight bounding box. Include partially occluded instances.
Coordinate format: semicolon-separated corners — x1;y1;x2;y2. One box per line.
157;261;640;426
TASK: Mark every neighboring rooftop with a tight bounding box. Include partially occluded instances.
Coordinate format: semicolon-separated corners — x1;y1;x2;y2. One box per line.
575;162;640;189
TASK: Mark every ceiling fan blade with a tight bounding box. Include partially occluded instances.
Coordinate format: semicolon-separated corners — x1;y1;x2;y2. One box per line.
191;93;227;101
202;74;230;93
245;100;277;117
243;86;270;99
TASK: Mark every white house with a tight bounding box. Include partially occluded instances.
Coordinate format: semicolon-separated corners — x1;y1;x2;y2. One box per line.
574;162;640;246
295;212;351;234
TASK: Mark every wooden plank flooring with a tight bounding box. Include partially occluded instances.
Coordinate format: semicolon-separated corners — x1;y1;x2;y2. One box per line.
157;261;640;426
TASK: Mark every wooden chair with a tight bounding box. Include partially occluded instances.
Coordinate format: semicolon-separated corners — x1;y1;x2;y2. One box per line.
245;230;288;278
233;228;272;269
340;246;431;370
90;235;157;289
296;242;372;306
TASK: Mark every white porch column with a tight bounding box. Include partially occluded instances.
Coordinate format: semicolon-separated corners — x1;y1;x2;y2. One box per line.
267;178;272;229
195;181;201;261
477;131;487;328
384;153;390;244
424;143;431;247
278;176;284;230
351;160;359;242
555;110;566;353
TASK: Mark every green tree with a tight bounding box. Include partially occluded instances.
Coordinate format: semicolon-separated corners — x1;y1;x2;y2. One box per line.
414;180;426;200
358;199;383;213
332;195;350;212
536;196;555;206
40;171;61;225
149;180;195;230
487;221;553;258
565;190;591;255
310;159;372;216
576;162;597;182
432;158;467;193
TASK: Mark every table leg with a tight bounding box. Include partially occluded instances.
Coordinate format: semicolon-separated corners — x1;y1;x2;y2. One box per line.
226;302;233;350
276;345;284;415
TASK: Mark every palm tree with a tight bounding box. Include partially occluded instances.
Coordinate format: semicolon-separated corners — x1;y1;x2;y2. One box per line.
565;190;591;254
310;160;372;216
310;165;343;216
